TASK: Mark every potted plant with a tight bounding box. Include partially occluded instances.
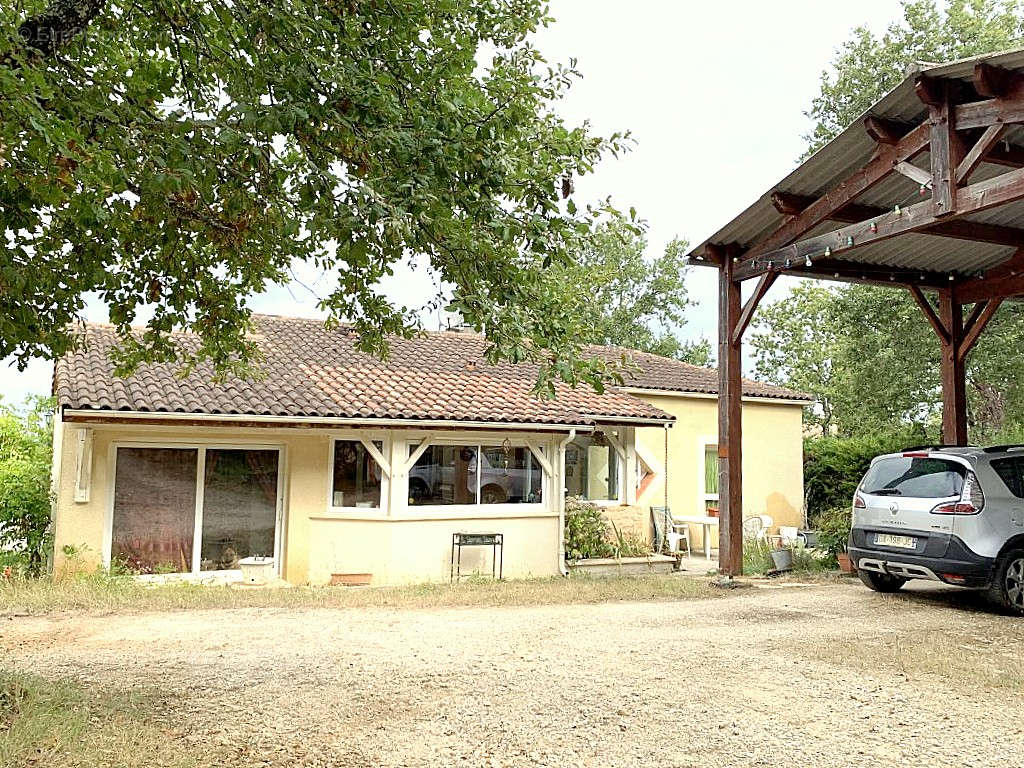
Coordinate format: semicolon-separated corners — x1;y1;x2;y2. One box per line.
814;506;854;573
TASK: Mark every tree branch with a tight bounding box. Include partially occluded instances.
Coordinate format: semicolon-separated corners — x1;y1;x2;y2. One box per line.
17;0;108;57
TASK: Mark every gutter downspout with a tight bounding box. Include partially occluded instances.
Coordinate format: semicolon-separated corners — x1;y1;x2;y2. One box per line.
556;429;576;577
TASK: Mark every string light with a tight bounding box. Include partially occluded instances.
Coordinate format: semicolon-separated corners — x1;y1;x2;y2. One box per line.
846;235;854;247
824;246;832;257
894;204;902;216
870;221;878;233
805;255;813;267
784;258;792;269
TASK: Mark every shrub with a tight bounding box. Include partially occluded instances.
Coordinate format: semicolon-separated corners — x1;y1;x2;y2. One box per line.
563;498;651;561
0;398;54;576
814;505;853;566
564;498;614;561
803;428;925;517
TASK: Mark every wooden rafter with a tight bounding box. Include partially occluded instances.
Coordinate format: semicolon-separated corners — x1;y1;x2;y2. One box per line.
731;271;777;344
864;115;908;145
973;62;1024;99
744;165;1024;273
956;249;1024;303
768;192;1024;249
909;285;950;344
745;122;931;259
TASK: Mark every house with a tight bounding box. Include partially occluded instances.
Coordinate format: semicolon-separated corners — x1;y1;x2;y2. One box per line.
50;315;809;584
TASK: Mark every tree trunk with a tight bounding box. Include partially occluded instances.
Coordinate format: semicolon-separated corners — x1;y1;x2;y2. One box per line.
17;0;107;57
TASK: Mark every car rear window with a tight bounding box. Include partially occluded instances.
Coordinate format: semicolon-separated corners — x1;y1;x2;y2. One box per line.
991;457;1024;498
860;457;966;498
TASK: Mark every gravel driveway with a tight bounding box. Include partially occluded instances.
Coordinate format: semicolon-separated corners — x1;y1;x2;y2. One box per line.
3;579;1024;767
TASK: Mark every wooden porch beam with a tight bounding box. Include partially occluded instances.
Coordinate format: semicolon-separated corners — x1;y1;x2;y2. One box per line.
929;80;963;217
864;115;909;145
908;285;951;345
956;249;1024;303
745;164;1024;271
973;62;1024;99
938;288;968;446
768;192;1024;249
959;298;1004;362
746;121;931;259
731;272;777;345
717;256;743;577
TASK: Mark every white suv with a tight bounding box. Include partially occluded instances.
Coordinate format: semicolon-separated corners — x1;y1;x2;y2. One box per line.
849;445;1024;614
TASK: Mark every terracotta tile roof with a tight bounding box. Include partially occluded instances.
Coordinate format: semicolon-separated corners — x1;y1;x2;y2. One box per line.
55;316;677;426
54;316;811;425
587;346;813;402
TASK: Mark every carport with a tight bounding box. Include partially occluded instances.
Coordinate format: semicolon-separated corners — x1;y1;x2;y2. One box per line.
687;48;1024;575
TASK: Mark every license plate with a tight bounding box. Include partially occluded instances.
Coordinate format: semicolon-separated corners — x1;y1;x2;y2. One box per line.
875;533;917;549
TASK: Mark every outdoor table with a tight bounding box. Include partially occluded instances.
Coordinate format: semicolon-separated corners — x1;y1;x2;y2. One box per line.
674;515;719;559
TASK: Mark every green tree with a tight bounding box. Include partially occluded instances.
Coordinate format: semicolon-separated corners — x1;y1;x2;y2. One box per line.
1;0;630;395
805;0;1024;154
0;397;54;574
554;220;710;364
752;282;1024;440
749;283;842;433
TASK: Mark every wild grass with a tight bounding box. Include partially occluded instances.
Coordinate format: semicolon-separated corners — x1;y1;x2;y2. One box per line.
0;669;207;768
810;625;1024;692
0;570;725;617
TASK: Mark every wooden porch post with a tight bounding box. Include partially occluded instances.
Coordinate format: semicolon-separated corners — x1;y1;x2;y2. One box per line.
938;287;968;445
717;255;743;576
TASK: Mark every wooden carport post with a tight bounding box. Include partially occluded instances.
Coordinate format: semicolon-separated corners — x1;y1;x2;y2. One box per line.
714;248;776;577
717;252;742;576
938;287;969;446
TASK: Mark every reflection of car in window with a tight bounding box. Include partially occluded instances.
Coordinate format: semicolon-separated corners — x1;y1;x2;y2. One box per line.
409;446;540;504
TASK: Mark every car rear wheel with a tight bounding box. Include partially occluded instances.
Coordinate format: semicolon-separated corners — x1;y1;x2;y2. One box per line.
986;549;1024;616
857;569;906;593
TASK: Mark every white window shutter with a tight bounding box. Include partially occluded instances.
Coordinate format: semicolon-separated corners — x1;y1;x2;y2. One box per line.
73;428;93;503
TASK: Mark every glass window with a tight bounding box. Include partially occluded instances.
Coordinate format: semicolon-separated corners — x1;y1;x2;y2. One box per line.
564;434;620;501
480;446;543;504
200;449;279;571
860;457;966;498
409;445;478;505
112;448;198;574
332;440;384;508
704;445;719;513
991;457;1024;498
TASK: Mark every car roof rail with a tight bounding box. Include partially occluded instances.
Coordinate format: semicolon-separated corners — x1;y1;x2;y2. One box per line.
900;444;969;452
982;444;1024;453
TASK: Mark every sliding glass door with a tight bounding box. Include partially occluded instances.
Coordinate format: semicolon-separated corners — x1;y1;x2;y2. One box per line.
110;445;282;575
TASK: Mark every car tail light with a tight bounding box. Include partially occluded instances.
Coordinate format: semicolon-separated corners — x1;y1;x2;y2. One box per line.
853;492;866;509
931;471;985;515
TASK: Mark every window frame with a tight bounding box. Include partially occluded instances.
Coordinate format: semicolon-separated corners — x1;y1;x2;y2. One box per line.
104;441;286;580
563;432;625;506
326;436;390;515
699;439;720;510
402;436;547;515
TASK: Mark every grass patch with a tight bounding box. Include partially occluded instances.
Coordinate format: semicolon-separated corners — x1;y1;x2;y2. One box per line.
0;570;724;617
0;669;206;768
810;627;1024;692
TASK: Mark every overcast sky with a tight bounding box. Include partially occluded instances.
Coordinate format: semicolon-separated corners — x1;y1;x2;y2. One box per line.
1;0;907;405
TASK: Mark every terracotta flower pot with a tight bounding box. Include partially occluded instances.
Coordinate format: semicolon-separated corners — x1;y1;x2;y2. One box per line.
837;553;854;574
331;573;372;586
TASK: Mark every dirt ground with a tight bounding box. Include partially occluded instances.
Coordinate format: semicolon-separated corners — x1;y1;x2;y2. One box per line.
3;578;1024;768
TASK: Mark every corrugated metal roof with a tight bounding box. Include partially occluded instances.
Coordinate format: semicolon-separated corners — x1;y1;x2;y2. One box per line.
687;47;1024;278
